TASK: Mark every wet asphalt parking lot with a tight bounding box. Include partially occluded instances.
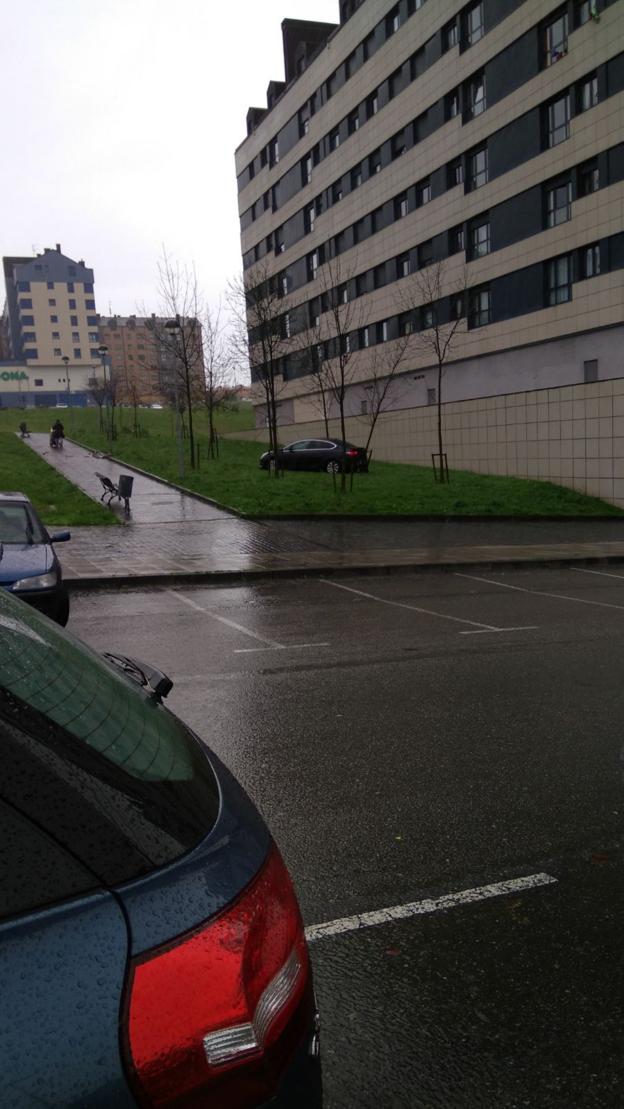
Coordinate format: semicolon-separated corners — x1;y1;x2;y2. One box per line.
69;566;624;1108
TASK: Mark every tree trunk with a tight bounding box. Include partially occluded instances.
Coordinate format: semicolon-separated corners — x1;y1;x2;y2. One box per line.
437;358;446;483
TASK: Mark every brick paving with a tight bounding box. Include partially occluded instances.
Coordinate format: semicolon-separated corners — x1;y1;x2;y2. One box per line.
22;434;624;584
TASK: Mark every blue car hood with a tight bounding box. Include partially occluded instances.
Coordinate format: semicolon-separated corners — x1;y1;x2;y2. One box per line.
0;543;54;585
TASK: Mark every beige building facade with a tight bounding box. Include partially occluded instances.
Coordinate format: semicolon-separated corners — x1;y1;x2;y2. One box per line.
235;0;624;498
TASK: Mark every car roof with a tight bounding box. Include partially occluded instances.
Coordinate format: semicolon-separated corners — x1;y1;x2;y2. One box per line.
0;491;31;505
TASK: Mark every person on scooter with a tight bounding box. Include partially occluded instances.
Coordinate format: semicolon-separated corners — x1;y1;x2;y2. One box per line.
50;419;65;448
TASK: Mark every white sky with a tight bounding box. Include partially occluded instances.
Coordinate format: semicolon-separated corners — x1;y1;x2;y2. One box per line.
0;0;339;315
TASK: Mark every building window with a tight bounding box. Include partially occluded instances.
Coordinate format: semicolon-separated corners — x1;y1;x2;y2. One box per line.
419;240;434;268
19;298;33;309
447;157;463;188
270;138;279;166
584;358;598;383
546;93;570;147
399;311;413;336
68;298;76;309
545;180;572;227
394;193;409;219
391;130;406;159
88;331;99;342
341;334;351;355
17;280;30;291
34;378;43;387
469;287;491;327
543;8;568;67
90;348;100;359
50;315;58;323
427;388;437;405
46;279;54;288
360;326;370;348
348;110;359;134
577;73;598;112
84;282;94;293
325;72;336;100
386;6;400;36
578;158;599;197
580;243;601;278
468;218;490;258
353;217;365;243
332;180;343;204
67;282;74;293
356;273;367;297
305;205;315;233
369;149;382;175
574;0;595;27
51;331;60;339
48;298;56;306
467;146;488;190
85;299;96;310
350;166;362;190
449;225;465;254
417;178;432;206
465;71;486;118
308;251;319;280
302;155;312;186
445;88;460;121
70;315;78;326
299;109;310;137
71;331;79;342
21;315;34;325
376;320;389;343
338;284;349;305
464;2;484;47
24;348;38;359
329;128;340;151
420;305;434;330
396;252;411;278
366;90;378;119
87;316;98;326
442;18;458;51
22;331;35;342
74;348;82;359
450;294;465;320
546;255;573;305
373;264;386;289
280;274;289;297
53;347;62;356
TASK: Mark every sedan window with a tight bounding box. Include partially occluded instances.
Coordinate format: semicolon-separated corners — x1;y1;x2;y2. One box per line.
0;504;45;543
288;441;312;451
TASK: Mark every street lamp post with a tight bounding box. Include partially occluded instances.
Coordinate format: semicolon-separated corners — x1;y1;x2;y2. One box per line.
97;344;113;439
61;355;70;406
164;317;185;479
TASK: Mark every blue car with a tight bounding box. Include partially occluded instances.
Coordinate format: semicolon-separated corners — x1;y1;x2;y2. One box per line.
0;491;70;625
0;588;322;1107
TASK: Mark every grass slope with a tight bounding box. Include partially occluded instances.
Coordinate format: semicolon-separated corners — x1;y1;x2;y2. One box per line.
0;432;116;526
12;405;618;518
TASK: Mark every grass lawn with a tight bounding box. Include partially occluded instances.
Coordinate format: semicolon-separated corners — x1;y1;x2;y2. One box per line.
0;432;116;526
8;405;620;518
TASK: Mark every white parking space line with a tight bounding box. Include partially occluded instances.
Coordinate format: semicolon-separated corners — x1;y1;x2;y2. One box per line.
170;591;330;653
322;579;536;634
456;572;624;613
305;872;557;943
170;590;285;648
570;566;624;583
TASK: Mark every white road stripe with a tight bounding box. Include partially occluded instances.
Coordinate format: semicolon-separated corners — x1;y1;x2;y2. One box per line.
169;590;285;648
233;642;331;654
323;578;536;634
305;872;557;943
456;572;624;613
570;566;624;582
322;578;500;631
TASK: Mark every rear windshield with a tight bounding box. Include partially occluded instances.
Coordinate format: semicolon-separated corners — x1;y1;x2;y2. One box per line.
0;502;46;544
0;590;220;886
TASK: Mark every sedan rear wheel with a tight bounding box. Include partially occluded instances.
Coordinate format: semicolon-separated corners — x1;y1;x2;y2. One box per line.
326;460;340;474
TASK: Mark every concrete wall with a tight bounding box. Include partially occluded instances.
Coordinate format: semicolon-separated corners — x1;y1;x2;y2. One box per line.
228;374;624;509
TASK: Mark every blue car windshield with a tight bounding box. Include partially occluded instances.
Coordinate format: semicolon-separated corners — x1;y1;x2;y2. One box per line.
0;504;45;544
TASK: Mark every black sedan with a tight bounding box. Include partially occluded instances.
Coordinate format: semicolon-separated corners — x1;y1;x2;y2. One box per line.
260;438;369;474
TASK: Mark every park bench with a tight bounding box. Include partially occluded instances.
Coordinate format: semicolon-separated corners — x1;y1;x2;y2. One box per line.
95;472;134;514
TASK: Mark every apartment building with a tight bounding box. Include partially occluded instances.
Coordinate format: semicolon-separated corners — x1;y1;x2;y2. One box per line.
1;245;100;406
235;0;624;503
99;315;206;405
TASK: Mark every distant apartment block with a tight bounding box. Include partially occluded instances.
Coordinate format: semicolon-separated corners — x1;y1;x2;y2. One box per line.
235;0;624;435
1;245;100;406
98;315;206;405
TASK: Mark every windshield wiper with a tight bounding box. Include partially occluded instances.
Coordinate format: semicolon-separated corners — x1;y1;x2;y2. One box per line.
103;652;173;700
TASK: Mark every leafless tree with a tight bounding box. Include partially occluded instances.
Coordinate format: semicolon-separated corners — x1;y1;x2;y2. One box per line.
359;330;412;454
308;358;332;438
145;249;205;469
399;260;470;483
313;255;366;491
228;259;293;478
88;377;108;434
203;301;233;460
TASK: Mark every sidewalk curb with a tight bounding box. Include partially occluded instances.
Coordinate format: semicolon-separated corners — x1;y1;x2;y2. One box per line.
64;550;624;592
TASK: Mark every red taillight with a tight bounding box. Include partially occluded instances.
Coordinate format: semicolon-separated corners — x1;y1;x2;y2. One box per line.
346;449;359;458
124;845;310;1108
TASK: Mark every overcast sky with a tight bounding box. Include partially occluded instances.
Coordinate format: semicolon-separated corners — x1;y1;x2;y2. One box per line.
0;0;338;315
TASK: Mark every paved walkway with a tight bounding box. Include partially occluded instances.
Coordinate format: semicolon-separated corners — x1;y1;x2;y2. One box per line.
23;435;624;585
